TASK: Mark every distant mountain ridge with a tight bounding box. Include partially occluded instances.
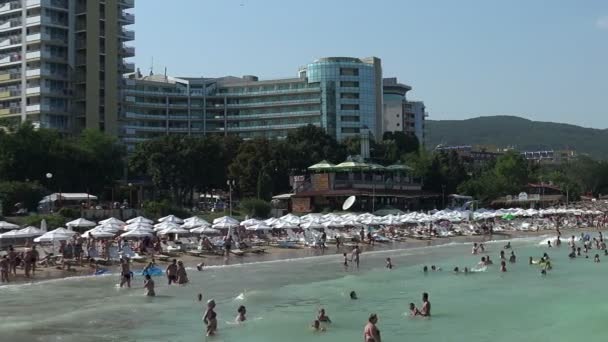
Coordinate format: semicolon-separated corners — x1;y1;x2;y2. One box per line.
426;116;608;159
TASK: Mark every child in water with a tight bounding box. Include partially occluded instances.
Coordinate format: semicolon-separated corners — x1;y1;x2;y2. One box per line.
236;305;247;322
311;320;325;332
386;257;393;270
500;260;507;272
409;303;419;316
143;274;155;297
594;254;600;263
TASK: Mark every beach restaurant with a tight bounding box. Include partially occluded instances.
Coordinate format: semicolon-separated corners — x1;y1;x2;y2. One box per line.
289;160;439;213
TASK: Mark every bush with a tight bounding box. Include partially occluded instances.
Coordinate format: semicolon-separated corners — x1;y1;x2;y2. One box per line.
0;181;46;215
141;200;190;220
58;207;80;219
239;198;271;218
22;214;66;229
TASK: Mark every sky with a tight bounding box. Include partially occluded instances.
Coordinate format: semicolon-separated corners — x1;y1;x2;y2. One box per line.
131;0;608;128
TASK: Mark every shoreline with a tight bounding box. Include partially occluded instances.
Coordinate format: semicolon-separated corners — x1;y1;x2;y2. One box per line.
1;228;580;286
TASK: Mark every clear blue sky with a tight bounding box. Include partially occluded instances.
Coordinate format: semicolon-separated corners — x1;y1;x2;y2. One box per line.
131;0;608;128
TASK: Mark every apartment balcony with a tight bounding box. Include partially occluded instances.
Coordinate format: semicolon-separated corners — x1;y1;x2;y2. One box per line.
0;71;21;84
220;87;320;97
26;104;49;112
219;123;314;132
224;111;321;121
0;89;20;99
119;29;135;41
120;45;135;57
0;107;21;116
123;125;168;133
27;0;69;10
0;54;22;65
119;0;135;9
0;36;20;50
0;1;21;14
225;98;321;109
0;19;22;32
121;62;135;73
119;12;135;25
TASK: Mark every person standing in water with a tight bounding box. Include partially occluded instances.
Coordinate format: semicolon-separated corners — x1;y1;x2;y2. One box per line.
364;313;381;342
385;257;393;269
166;259;178;285
0;255;9;283
317;308;332;323
176;260;188;284
143;274;155;296
472;243;479;255
500;260;507;272
119;257;131;288
236;305;247;322
7;246;17;276
202;298;218;336
509;251;516;263
343;253;349;268
419;293;431;317
352;245;360;268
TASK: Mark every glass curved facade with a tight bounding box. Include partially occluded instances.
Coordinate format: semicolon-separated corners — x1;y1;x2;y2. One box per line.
306;57;382;141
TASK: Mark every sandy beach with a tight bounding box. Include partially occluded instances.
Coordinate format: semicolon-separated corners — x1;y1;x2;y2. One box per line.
2;227;589;286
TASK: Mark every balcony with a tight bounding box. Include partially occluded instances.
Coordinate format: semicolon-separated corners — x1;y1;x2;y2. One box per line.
0;1;21;14
120;29;135;41
0;72;21;83
121;45;135;57
41;16;68;27
121;62;135;73
119;0;135;9
225;98;321;109
0;54;22;65
0;19;22;32
0;89;20;98
26;104;49;112
0;36;20;49
120;12;135;25
25;51;40;60
0;107;21;116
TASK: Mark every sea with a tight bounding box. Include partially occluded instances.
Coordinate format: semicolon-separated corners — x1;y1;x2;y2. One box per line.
1;234;606;342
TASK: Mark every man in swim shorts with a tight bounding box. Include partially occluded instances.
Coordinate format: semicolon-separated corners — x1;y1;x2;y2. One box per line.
419;293;431;317
166;259;178;285
119;257;131;288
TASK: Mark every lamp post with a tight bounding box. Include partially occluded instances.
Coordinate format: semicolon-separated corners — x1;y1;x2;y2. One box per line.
45;173;53;212
226;179;235;216
128;183;133;208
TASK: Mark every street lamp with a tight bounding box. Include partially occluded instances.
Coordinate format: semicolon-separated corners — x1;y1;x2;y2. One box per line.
226;179;235;216
128;183;133;208
45;173;53;212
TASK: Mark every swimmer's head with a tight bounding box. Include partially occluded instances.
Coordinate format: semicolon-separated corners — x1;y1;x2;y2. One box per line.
422;292;429;301
207;299;216;308
313;320;321;329
238;305;246;314
368;313;378;323
350;291;357;299
197;293;202;301
453;267;459;272
409;303;415;310
481;257;486;262
343;253;347;257
431;265;436;271
423;266;428;272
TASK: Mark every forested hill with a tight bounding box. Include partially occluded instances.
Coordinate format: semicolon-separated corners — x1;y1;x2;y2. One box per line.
426;116;608;159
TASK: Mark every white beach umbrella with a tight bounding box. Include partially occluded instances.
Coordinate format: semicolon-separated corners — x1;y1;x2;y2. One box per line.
34;229;74;243
240;218;262;227
82;228;116;239
66;218;97;228
182;217;210;229
213;216;239;225
121;227;153;239
279;213;301;224
0;230;22;239
0;221;19;230
191;226;220;235
212;221;237;229
93;224;121;233
300;221;324;229
159;226;190;235
273;220;299;229
126;216;154;225
98;217;125;226
158;214;184;224
246;223;272;231
124;222;153;231
14;226;45;238
154;221;180;231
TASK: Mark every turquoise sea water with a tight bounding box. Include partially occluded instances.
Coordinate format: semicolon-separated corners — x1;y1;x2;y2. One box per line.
1;234;608;342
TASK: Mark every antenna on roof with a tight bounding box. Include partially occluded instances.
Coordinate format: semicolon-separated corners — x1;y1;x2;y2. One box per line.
164;67;167;78
149;56;154;76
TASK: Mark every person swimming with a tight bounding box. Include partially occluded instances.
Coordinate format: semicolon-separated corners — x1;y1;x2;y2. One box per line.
464;267;469;274
350;291;358;300
486;256;494;265
479;243;485;253
478;256;486;267
236;305;247;322
312;319;326;332
547;240;552;248
143;274;155;297
453;267;460;273
431;265;441;271
576;247;582;256
343;253;349;268
423;266;428;273
385;257;393;270
594;254;600;263
504;242;511;249
317;308;331;323
364;314;380;342
500;250;506;260
509;251;516;263
196;262;205;271
419;292;431;317
409;303;419;316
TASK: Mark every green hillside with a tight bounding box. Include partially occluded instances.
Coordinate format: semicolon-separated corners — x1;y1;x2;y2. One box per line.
426;116;608;159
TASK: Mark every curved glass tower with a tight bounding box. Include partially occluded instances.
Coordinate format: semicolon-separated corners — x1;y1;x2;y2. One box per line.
304;57;383;141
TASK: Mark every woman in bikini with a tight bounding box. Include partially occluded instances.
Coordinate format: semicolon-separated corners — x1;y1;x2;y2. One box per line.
364;313;380;342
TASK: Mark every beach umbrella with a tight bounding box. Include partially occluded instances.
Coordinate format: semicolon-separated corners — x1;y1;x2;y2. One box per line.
82;228;116;239
14;226;45;238
93;224;121;233
182;217;210;229
191;226;220;235
273;220;299;229
158;215;184;224
240;218;262;227
279;213;301;224
0;230;22;239
154;221;180;231
0;221;19;230
307;160;336;172
99;217;125;226
124;222;153;231
246;223;272;231
34;229;74;243
120;228;153;239
50;227;77;235
159;226;190;235
213;216;239;225
212;221;237;229
66;218;97;228
126;216;154;225
300;221;324;229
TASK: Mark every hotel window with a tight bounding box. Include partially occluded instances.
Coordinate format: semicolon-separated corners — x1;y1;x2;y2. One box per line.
340;92;359;99
340;68;359;76
341;104;359;110
340;81;359;88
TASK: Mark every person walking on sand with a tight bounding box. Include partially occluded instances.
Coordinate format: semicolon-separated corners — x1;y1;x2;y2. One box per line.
364;313;381;342
119;257;131;288
166;259;178;285
0;255;9;283
176;260;188;284
143;274;155;296
23;248;33;278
